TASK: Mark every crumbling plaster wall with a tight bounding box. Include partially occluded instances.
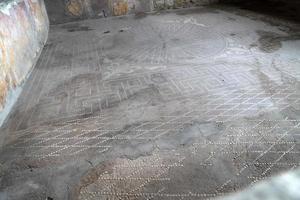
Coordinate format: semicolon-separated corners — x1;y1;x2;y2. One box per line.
45;0;300;25
0;0;49;127
45;0;219;24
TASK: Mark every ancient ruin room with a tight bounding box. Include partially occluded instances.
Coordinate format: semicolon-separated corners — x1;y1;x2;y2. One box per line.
0;0;300;199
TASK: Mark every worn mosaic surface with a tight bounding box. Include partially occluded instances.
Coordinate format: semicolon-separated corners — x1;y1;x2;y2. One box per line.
0;6;300;200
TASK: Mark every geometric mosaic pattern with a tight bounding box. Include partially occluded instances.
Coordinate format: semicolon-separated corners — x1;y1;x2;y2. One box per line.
76;116;300;199
1;9;300;200
5;84;300;159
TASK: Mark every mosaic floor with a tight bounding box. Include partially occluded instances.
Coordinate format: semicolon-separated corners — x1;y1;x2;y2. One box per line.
1;6;300;200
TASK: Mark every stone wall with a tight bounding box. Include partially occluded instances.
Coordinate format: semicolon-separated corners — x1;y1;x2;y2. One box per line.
45;0;300;24
152;0;217;11
0;0;49;127
45;0;219;24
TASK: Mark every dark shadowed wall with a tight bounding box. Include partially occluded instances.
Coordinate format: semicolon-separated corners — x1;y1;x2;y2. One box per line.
220;0;300;22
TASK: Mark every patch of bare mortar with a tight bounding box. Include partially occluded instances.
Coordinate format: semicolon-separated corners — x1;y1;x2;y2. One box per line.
255;31;300;53
68;26;94;32
175;7;219;15
134;11;147;19
155;121;225;150
60;23;94;32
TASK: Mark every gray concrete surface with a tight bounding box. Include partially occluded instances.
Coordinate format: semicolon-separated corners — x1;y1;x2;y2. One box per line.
1;5;300;200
